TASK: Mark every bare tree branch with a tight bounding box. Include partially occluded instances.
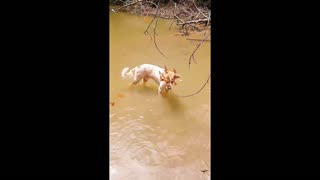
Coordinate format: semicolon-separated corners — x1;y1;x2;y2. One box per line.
188;34;210;70
153;15;167;58
192;0;209;19
169;19;177;30
177;18;209;25
203;11;211;37
174;15;185;24
144;15;157;40
143;1;160;40
186;38;211;41
111;0;145;12
142;1;167;58
173;74;211;97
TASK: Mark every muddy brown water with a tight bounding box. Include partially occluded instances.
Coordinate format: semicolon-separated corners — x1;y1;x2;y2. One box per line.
110;11;211;180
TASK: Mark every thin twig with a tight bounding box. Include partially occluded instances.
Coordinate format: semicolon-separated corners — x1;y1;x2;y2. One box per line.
175;11;189;17
173;74;211;97
144;16;156;39
143;1;160;40
143;1;167;58
111;0;145;12
173;1;176;17
187;24;201;32
188;34;210;70
153;15;167;58
192;0;209;19
169;0;176;31
177;18;209;25
195;11;201;19
169;19;176;30
203;11;211;37
186;38;211;41
174;15;185;24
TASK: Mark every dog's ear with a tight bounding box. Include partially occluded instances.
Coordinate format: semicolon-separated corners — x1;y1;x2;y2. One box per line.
174;74;183;81
173;68;176;73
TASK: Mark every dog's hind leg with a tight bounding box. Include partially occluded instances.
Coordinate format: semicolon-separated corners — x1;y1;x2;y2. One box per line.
143;77;148;85
131;76;142;85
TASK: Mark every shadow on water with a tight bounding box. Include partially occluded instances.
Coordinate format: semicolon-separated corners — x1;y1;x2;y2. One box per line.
119;84;185;114
161;92;185;114
121;84;159;96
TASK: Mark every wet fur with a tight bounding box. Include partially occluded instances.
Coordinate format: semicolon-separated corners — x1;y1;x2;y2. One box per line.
121;64;181;94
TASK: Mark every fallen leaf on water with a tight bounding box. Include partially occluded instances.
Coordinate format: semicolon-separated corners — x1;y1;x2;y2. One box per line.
144;16;152;23
117;93;125;98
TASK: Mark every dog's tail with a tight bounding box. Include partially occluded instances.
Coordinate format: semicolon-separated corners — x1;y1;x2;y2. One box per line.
121;67;130;79
121;67;134;79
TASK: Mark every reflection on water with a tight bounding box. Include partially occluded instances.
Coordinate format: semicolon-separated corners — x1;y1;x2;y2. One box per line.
110;11;211;180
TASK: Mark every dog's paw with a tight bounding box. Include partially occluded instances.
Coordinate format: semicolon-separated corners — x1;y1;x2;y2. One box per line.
158;90;164;95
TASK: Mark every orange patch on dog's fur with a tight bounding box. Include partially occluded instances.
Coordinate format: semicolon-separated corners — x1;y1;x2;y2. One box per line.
160;65;181;86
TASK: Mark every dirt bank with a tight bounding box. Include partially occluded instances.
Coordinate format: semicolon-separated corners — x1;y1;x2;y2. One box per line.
110;0;211;33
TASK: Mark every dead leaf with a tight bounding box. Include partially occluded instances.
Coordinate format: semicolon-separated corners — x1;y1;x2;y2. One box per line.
144;16;152;23
117;93;125;98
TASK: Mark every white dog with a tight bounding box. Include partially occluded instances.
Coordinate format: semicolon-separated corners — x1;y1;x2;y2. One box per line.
121;64;182;94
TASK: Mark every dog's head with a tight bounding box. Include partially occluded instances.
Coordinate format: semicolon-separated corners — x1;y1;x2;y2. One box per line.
159;65;182;91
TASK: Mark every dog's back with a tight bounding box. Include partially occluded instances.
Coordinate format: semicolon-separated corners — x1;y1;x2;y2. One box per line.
121;64;162;79
120;64;182;94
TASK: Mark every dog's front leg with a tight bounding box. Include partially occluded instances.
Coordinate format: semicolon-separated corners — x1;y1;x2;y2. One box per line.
158;87;164;95
158;82;166;95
